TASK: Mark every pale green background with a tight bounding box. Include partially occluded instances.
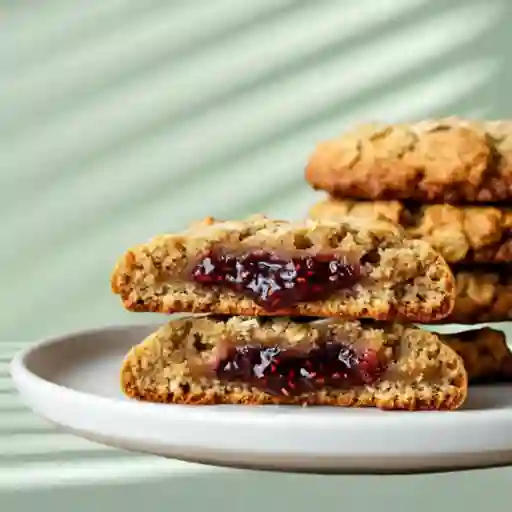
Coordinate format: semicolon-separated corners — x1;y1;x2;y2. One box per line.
2;0;512;509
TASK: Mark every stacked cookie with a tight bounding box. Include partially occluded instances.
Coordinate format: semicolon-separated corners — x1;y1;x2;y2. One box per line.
306;118;512;383
112;215;469;410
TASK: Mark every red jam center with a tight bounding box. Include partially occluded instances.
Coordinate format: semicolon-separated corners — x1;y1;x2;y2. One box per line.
190;249;361;311
215;342;384;397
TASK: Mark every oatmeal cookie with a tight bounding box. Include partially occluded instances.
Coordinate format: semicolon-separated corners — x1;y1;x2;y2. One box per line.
441;328;512;383
443;267;512;324
121;315;467;410
111;214;455;323
305;118;512;202
309;198;512;263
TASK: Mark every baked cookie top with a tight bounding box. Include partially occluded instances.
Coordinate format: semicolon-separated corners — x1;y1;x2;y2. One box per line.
305;118;512;203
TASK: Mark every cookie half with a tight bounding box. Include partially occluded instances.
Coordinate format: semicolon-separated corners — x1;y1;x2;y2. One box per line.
121;316;468;410
305;118;512;203
111;214;455;323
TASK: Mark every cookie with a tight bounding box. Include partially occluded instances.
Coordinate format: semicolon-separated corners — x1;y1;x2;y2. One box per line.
121;315;467;410
111;214;455;323
305;118;512;202
441;328;512;383
309;198;512;263
442;267;512;324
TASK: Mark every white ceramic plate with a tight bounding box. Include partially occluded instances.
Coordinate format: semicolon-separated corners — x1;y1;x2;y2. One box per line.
10;323;512;474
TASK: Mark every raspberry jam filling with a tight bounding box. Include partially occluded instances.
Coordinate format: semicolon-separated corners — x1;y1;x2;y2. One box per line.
214;342;385;397
190;249;361;311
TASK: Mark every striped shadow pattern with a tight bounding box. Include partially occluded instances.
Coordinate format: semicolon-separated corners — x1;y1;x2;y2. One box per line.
1;0;507;341
0;0;510;492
